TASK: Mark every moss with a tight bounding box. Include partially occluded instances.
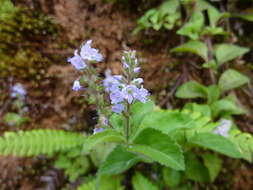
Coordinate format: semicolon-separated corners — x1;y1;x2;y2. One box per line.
0;2;58;81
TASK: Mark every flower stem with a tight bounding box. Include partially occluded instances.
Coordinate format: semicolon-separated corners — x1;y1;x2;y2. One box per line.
125;102;130;141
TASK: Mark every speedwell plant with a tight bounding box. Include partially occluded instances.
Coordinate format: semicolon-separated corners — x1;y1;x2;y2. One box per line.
1;40;253;189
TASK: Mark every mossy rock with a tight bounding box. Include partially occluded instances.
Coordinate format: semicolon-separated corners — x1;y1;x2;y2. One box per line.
0;1;58;81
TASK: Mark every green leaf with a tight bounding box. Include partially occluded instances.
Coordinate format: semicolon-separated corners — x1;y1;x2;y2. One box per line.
201;153;222;182
171;41;208;61
132;172;160;190
82;130;125;154
77;175;124;190
185;152;209;182
176;12;204;40
130;100;155;138
207;85;220;104
129;128;185;170
236;13;253;22
90;143;117;167
211;97;245;118
218;69;249;93
162;167;181;188
184;103;211;118
176;80;208;99
109;113;124;132
189;132;242;158
207;7;222;27
99;145;141;175
214;44;249;66
138;110;194;134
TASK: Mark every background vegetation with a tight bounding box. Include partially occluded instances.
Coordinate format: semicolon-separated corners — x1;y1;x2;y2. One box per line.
0;0;253;189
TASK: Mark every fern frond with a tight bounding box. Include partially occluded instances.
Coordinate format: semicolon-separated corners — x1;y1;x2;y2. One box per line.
0;129;84;156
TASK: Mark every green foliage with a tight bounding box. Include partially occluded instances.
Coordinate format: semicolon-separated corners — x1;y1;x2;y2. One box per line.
188;133;242;158
0;129;84;156
0;0;16;21
3;112;29;127
162;167;182;188
132;172;160;190
176;69;249;119
218;69;250;93
82;129;125;154
201;153;222;182
129;128;185;170
99;145;141;175
77;175;124;190
171;40;208;61
185;152;209;182
133;0;181;34
175;80;207;99
54;147;90;182
177;11;204;40
214;44;249;66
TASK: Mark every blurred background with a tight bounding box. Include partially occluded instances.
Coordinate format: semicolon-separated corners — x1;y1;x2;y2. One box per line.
0;0;253;189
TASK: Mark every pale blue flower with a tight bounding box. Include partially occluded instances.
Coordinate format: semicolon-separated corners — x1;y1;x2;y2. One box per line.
122;85;139;104
93;127;105;134
68;50;86;70
122;56;129;68
112;104;124;114
11;83;26;98
80;40;103;62
133;67;141;73
110;89;124;104
72;80;82;91
213;119;232;138
134;86;149;103
103;75;122;92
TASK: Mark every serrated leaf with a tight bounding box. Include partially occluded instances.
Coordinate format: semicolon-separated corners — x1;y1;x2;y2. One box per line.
138;110;194;134
99;145;141;175
189;132;242;158
82;130;125;154
129;128;185;170
176;80;208;99
214;44;249;66
132;172;160;190
130;100;155;138
202;153;222;182
218;69;249;93
171;41;208;60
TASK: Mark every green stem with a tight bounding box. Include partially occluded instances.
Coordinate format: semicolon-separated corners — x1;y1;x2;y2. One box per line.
125;102;130;141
